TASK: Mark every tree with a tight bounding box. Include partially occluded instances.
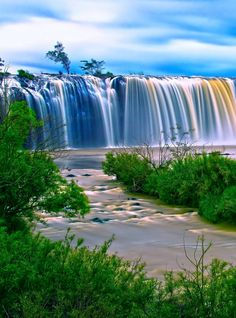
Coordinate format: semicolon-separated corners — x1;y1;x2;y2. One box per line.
46;42;71;74
0;58;10;122
80;58;106;76
0;101;89;232
17;69;35;80
0;58;4;70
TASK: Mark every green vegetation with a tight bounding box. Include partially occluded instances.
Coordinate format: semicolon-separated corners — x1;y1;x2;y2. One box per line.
80;58;114;77
199;186;236;223
17;69;35;80
46;41;71;74
1;229;236;318
155;152;236;207
45;43;114;77
0;58;11;77
103;151;152;192
0;229;157;317
0;100;89;232
0;57;4;70
103;150;236;224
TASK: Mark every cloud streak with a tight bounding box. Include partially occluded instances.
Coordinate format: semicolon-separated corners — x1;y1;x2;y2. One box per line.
1;0;236;76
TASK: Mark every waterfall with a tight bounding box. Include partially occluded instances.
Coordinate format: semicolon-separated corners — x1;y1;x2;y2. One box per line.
6;75;236;148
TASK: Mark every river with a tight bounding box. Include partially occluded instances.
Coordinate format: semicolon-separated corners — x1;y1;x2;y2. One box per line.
38;148;236;277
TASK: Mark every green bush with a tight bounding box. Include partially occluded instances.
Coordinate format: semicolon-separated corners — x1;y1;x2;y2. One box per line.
39;180;89;217
155;153;236;207
156;259;236;318
17;69;35;80
199;186;236;224
103;151;153;193
0;101;89;232
103;151;236;224
143;171;160;196
199;193;220;223
1;229;236;318
218;186;236;223
0;229;157;317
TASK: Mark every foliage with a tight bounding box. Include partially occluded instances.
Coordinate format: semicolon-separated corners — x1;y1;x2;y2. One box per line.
0;58;10;122
155;152;236;207
80;59;113;77
80;58;105;76
39;180;89;217
0;57;4;69
199;193;220;223
103;148;236;223
46;41;71;74
0;100;89;232
155;237;236;318
1;229;236;317
104;71;114;77
17;69;35;80
0;229;157;317
199;186;236;223
143;172;161;196
217;186;236;223
103;151;153;192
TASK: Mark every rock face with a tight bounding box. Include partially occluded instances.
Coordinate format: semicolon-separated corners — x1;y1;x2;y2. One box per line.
38;167;236;277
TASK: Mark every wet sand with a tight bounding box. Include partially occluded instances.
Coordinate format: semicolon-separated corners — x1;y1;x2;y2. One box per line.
38;167;236;277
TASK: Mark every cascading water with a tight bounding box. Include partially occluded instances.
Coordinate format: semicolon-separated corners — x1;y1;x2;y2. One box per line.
6;75;236;148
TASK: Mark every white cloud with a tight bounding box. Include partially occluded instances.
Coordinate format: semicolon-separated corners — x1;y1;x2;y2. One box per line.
1;0;236;75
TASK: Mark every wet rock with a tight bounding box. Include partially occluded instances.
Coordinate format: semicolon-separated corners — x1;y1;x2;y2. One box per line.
90;217;111;224
68;219;81;223
128;215;138;219
131;202;141;206
66;174;76;178
98;187;107;191
131;207;142;211
128;197;137;201
113;207;125;211
82;174;92;177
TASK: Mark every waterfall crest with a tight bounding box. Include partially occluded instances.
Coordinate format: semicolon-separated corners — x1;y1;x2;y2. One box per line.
7;75;236;148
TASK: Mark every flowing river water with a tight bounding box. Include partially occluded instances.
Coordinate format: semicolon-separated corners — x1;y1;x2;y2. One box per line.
37;149;236;277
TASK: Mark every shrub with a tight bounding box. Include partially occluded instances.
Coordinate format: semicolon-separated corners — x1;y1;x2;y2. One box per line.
0;229;157;317
39;180;89;217
155;153;236;207
103;150;236;224
1;229;236;318
0;101;89;232
103;151;153;192
199;186;236;224
156;259;236;318
218;186;236;223
17;69;35;80
143;171;160;196
199;193;220;223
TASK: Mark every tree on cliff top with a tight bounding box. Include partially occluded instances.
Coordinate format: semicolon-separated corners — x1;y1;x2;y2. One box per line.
0;58;4;70
80;59;105;76
46;42;71;74
80;59;113;77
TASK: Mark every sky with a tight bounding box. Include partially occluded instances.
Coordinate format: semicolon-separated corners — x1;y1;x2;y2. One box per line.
1;0;236;76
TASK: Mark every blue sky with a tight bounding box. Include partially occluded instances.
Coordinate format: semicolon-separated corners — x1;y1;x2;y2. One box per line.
1;0;236;76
